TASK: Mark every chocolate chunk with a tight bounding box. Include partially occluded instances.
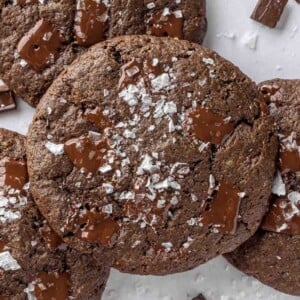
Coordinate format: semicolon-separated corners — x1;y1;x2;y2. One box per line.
68;209;119;246
251;0;288;28
118;59;164;90
186;107;235;145
0;157;28;191
84;107;111;129
0;240;5;252
0;81;16;113
16;0;38;5
33;272;70;300
192;294;206;300
148;10;184;39
17;19;63;72
261;196;300;235
74;0;109;46
201;181;241;234
280;148;300;173
64;133;109;174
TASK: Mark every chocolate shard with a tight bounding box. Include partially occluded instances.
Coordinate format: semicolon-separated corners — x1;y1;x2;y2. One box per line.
0;81;16;113
251;0;288;28
192;294;206;300
17;19;63;72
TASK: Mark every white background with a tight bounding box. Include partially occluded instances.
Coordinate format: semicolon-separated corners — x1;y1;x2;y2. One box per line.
1;0;299;299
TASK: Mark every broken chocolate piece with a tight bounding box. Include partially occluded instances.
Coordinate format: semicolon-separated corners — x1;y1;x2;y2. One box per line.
192;294;206;300
201;181;241;234
16;0;38;5
74;0;109;47
17;19;63;72
0;157;28;191
251;0;288;28
186;107;235;145
0;81;16;113
64;132;109;174
148;10;184;39
69;209;119;246
33;272;70;300
261;196;300;235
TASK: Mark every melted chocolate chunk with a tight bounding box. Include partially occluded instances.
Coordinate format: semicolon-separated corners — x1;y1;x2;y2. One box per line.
0;82;16;113
186;107;235;145
0;240;5;252
0;157;28;191
64;133;108;174
251;0;288;28
118;59;164;90
17;19;63;72
262;197;300;235
84;107;111;129
74;0;109;47
16;0;38;5
280;149;300;173
149;10;184;39
70;210;119;246
33;272;70;300
201;181;241;234
39;222;63;250
259;84;281;115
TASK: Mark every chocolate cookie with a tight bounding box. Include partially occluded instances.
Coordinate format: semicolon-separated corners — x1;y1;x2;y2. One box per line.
27;35;277;275
0;0;207;107
226;79;300;296
0;128;110;299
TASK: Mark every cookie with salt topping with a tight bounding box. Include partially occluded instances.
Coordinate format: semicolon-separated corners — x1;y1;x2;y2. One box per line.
226;79;300;296
0;128;110;299
27;35;277;275
0;0;206;107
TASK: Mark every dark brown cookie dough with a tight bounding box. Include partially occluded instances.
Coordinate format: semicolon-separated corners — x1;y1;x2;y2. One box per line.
0;0;207;107
0;128;110;299
226;79;300;296
27;35;277;275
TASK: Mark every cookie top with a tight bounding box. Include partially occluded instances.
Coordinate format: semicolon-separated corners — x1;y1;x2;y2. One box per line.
226;79;300;296
0;0;207;107
27;35;277;275
0;128;110;299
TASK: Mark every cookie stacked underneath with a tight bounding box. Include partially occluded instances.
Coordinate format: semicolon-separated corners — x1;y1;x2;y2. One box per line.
226;79;300;296
0;128;110;299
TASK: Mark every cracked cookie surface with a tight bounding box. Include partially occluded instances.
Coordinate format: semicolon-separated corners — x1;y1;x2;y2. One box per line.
27;35;277;275
0;128;110;300
0;0;206;106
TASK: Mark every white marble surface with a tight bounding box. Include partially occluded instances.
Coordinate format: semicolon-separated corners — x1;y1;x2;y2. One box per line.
0;0;299;299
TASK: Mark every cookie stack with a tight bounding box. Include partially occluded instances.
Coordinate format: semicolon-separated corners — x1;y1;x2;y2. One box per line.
0;1;299;299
